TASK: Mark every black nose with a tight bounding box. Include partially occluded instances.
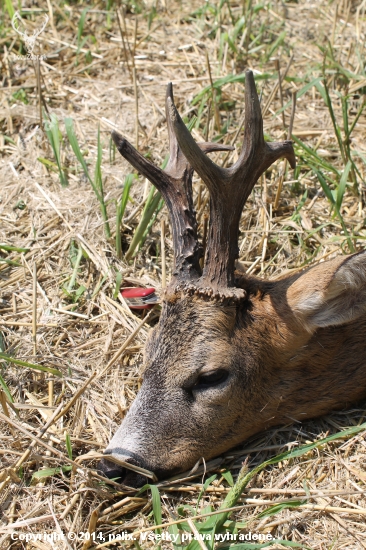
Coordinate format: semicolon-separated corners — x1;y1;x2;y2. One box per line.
98;456;149;488
98;458;125;481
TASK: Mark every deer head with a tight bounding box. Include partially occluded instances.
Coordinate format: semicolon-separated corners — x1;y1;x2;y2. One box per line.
99;71;366;487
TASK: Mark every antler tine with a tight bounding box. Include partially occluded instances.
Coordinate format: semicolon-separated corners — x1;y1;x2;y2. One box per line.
165;83;180;174
112;87;233;285
111;130;169;197
231;70;296;182
112;130;202;281
164;84;234;180
166;85;227;191
236;69;265;167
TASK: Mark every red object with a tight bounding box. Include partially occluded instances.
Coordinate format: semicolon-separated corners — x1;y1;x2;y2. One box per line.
121;287;158;309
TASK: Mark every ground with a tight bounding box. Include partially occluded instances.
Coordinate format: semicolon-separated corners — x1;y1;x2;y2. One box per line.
1;0;366;549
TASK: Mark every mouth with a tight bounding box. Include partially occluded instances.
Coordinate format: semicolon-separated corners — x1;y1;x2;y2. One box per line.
97;451;157;488
98;457;150;488
97;451;187;488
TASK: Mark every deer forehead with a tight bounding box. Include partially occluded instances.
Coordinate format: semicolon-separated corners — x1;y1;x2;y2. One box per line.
143;298;238;374
159;296;237;334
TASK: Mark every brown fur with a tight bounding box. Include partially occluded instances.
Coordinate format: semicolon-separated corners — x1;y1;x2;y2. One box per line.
100;252;366;486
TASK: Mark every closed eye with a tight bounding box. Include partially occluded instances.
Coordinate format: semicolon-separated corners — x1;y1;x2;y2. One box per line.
194;369;229;389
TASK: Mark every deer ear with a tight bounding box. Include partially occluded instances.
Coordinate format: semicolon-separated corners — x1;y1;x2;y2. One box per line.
286;252;366;330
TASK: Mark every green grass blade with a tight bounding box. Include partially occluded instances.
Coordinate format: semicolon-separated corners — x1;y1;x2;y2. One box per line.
139;197;165;251
258;421;366;465
118;174;137;221
341;95;349;143
65;432;73;460
65;118;110;238
94;125;111;238
32;466;72;482
313;168;335;206
91;274;108;299
64;118;98;195
51;115;67;186
37;157;59;172
109;134;116;164
50;114;61;164
232;15;245;43
0;371;14;403
196;474;217;512
257;499;306;519
5;0;15;18
336;212;355;253
0;353;62;377
265;30;286;62
77;8;90;53
136;483;162;545
0;244;29;253
276;77;323;116
221;470;234;487
116;173;136;258
336;160;352;212
292;136;340;175
192;72;273;105
125;189;162;261
313;79;327;104
94;124;103;196
313;167;355;252
150;484;162;535
113;272;122;299
322;80;347;166
319;45;364;81
0;258;21;267
67;245;83;292
44;114;68;187
349;99;366;137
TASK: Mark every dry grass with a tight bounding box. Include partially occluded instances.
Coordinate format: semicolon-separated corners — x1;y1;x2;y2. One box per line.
1;0;366;548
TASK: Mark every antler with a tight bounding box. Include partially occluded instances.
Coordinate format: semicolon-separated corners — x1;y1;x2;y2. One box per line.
166;70;296;292
11;12;49;54
113;72;295;300
112;84;233;283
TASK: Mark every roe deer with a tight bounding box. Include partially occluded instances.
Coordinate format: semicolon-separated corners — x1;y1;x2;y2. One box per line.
99;71;366;487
